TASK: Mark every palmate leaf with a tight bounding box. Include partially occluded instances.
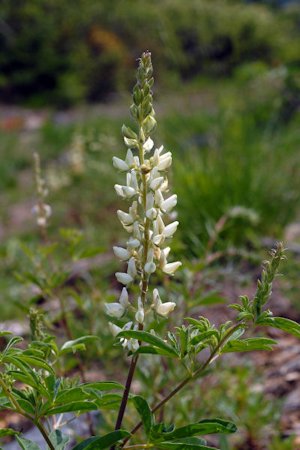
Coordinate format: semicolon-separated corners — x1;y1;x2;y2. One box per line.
72;430;131;450
222;338;277;353
256;316;300;338
117;330;178;357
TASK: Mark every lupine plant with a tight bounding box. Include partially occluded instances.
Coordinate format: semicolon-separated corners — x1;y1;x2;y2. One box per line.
1;52;300;450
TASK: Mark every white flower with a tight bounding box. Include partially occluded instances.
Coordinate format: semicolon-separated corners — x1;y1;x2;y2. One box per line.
135;297;145;324
145;261;156;274
157;152;172;171
122;186;137;198
163;221;179;238
112;157;129;172
155;190;164;208
156;301;176;317
152;288;176;317
117;210;134;226
162;261;182;275
153;233;164;246
115;272;133;285
127;338;139;352
150;176;164;191
146;208;158;220
143;137;154;152
105;302;125;318
159;246;171;268
119;287;129;308
127;171;139;191
154;214;165;234
113;246;131;261
161;195;177;213
125;149;135;167
114;184;125;198
127;238;140;249
127;257;137;278
146;192;154;210
109;322;122;337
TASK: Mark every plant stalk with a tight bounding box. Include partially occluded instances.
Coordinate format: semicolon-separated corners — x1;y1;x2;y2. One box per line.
35;420;55;450
111;138;150;449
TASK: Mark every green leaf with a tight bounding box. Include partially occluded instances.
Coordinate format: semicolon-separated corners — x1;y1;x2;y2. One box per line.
117;331;178;357
48;430;70;450
95;393;123;410
16;436;41;450
72;430;131;450
3;336;23;354
222;338;277;353
161;419;237;440
257;317;300;338
157;442;217;449
132;396;153;436
60;336;99;355
16;355;54;374
0;428;19;437
190;331;219;346
83;381;124;391
45;401;98;415
0;331;12;338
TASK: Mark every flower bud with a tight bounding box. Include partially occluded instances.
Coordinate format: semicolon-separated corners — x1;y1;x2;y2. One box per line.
161;195;177;213
113;246;131;261
162;261;182;275
163;221;179;238
119;287;129;308
115;272;133;285
146;207;158;221
135;297;145;324
117;210;134;226
113;157;129;172
127;238;140;249
122;124;137;139
143;115;156;134
105;302;125;318
157;152;172;171
122;186;136;198
143;137;154;152
109;322;122;337
150;176;164;191
127;257;137;278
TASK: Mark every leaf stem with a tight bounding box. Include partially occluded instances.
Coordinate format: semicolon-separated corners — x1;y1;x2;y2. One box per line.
34;420;55;450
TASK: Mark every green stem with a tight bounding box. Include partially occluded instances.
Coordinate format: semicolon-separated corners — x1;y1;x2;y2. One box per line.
35;420;55;450
121;323;244;447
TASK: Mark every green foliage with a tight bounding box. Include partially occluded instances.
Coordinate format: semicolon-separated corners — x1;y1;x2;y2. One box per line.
0;0;299;105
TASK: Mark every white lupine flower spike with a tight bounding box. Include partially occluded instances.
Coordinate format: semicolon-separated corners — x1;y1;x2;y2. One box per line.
109;51;181;352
